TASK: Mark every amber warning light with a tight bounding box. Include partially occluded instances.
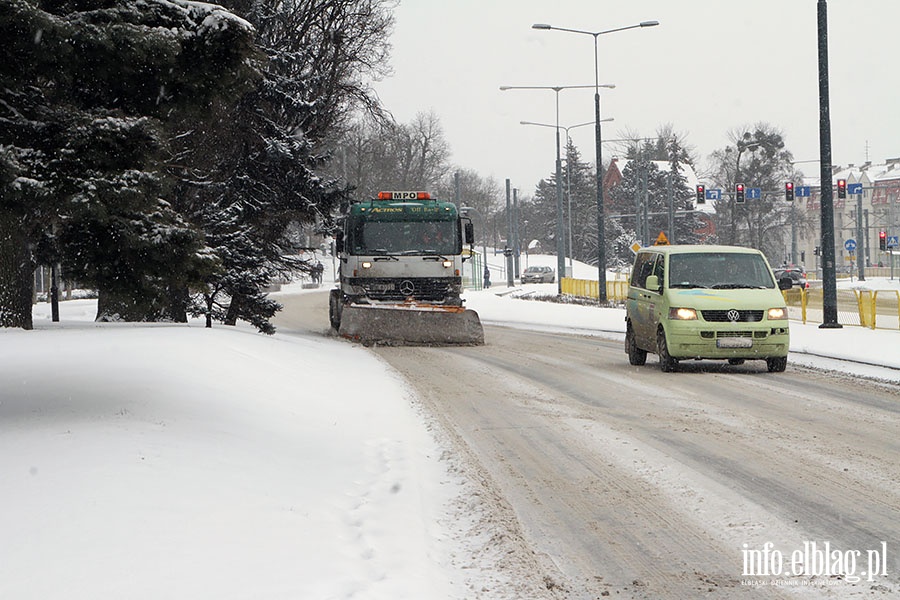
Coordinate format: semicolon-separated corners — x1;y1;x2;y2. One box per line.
377;191;431;200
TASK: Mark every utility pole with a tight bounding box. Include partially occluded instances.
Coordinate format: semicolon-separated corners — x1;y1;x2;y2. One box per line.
513;188;521;279
817;0;841;328
506;179;514;287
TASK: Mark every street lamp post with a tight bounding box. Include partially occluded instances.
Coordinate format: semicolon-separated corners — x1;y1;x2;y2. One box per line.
500;84;614;294
817;0;841;328
533;20;658;303
520;119;614;271
500;84;616;294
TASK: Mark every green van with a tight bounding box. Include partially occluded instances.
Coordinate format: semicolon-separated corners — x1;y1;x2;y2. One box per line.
625;245;792;372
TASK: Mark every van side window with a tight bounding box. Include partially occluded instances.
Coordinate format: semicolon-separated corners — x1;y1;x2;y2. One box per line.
630;253;657;289
652;254;665;287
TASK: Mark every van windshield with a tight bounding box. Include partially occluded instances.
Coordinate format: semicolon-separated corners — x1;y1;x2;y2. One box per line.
668;253;776;289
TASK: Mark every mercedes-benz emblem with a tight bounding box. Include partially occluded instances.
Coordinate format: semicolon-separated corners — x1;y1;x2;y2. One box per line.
727;309;741;322
399;280;415;296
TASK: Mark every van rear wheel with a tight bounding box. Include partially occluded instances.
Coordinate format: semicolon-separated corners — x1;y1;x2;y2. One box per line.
657;327;678;372
625;322;647;366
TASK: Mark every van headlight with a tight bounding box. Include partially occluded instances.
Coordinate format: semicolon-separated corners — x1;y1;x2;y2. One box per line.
767;307;787;320
668;307;698;320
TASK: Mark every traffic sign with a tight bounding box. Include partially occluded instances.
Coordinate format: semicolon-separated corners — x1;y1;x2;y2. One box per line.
889;236;899;249
847;183;864;195
630;242;643;254
706;189;722;201
654;231;669;246
796;186;811;198
747;188;762;200
844;239;857;252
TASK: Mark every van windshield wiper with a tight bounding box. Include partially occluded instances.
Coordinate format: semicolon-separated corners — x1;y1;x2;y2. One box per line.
711;283;760;289
670;282;709;289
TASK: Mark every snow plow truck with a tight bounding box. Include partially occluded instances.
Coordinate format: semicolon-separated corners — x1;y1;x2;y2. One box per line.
329;191;484;345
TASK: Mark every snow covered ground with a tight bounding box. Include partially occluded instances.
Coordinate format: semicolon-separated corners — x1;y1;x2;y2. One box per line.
2;267;898;600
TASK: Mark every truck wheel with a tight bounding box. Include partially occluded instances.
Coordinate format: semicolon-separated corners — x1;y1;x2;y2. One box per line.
625;322;647;366
766;356;787;373
329;289;342;330
657;326;678;372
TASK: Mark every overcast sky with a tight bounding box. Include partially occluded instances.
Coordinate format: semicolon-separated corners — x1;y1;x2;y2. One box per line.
371;0;900;196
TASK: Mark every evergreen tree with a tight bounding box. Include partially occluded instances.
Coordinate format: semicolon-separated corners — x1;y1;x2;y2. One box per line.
563;139;599;264
0;0;257;328
176;0;394;332
605;136;704;267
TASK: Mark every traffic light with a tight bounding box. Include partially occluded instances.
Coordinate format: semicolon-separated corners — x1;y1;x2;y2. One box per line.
735;183;745;204
837;178;847;199
814;246;820;256
696;184;706;204
785;181;794;201
880;231;888;251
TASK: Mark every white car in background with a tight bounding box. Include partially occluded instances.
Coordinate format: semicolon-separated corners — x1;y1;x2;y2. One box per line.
521;265;555;283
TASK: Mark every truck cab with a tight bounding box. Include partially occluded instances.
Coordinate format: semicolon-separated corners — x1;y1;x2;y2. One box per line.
329;191;481;345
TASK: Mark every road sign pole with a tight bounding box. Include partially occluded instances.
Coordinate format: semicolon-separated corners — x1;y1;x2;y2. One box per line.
856;192;865;281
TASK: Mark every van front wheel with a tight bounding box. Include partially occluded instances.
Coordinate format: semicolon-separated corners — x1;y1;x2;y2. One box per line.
766;356;787;373
657;327;678;372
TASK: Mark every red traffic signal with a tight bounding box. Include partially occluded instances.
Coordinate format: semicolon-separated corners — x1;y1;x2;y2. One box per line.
735;183;745;203
696;184;706;204
837;178;847;199
785;181;794;201
880;230;888;251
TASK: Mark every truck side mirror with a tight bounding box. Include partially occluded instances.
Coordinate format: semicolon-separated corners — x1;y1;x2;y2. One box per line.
464;222;475;245
335;230;344;253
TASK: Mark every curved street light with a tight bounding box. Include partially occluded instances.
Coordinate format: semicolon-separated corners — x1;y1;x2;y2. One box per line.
500;83;615;293
520;119;614;270
532;19;659;302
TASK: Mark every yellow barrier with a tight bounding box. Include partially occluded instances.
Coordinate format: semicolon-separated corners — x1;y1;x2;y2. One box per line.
561;277;628;303
562;278;899;329
874;290;900;330
781;288;900;330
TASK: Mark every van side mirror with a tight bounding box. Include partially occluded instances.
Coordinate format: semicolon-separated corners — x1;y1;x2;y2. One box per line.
645;274;660;292
778;276;793;291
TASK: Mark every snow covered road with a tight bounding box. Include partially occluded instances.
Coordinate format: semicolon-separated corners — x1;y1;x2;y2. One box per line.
278;291;900;599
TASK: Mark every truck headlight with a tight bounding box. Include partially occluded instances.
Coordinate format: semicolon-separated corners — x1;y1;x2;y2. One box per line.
442;260;452;268
668;307;698;320
767;307;787;320
361;262;372;269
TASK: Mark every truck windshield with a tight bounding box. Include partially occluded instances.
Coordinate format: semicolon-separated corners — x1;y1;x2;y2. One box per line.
351;219;459;255
668;253;776;289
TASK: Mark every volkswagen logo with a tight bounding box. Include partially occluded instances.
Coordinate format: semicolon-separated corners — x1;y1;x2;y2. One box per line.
727;309;741;322
399;280;416;296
